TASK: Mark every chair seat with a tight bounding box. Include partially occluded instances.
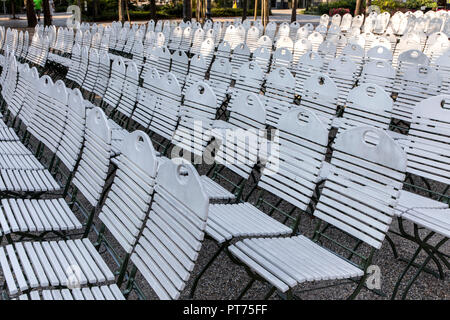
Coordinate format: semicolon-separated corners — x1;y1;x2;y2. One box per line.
0;198;82;236
229;235;364;292
395;190;449;217
200;175;235;201
16;284;125;300
403;208;450;238
206;203;292;243
0;168;61;192
0;127;20;141
110;124;128;157
0;238;115;297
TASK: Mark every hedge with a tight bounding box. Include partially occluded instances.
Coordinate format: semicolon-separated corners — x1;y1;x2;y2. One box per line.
83;7;265;22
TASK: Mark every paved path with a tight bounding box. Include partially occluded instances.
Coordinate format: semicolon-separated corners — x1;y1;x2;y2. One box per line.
0;9;320;29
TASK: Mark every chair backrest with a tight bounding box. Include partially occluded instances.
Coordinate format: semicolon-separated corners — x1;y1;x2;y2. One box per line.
103;57;126;109
359;59;395;94
207;57;232;106
28;78;69;153
99;130;158;254
93;50;111;98
405;95;450;185
260;107;329;213
340;84;393;133
214;92;266;179
293;38;312;67
72;107;112;207
82;48;100;92
148;71;183;141
264;67;296;127
234;61;264;95
55;88;86;172
170;49;189;87
300;73;339;128
317;126;406;249
130;158;209;300
173;81;217;157
272;47;293;70
295;51;323;96
116;61;139;118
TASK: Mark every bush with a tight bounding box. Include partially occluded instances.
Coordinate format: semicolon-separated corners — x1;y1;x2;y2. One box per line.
372;0;437;12
317;0;357;15
329;8;351;16
85;5;264;22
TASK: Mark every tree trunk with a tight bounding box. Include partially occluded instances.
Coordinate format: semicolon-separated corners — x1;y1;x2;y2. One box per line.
264;0;269;26
183;0;192;22
242;0;247;21
10;0;16;19
43;0;52;26
150;0;156;20
206;0;211;20
26;0;37;27
118;0;125;22
355;0;362;16
291;0;297;23
196;0;200;22
365;0;371;15
94;0;99;19
125;0;130;22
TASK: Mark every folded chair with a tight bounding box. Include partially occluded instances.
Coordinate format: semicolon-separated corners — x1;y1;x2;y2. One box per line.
228;126;407;299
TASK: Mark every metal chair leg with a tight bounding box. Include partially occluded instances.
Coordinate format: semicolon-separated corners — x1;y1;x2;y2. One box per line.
189;242;227;298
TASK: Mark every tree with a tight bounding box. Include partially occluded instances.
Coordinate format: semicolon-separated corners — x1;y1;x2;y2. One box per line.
206;0;211;20
42;0;52;26
365;0;371;15
291;0;297;23
149;0;156;20
118;0;125;22
242;0;248;21
183;0;192;22
26;0;37;27
355;0;362;15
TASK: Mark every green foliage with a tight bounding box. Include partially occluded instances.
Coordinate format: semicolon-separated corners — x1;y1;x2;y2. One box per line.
404;0;437;9
372;0;437;12
84;2;264;22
